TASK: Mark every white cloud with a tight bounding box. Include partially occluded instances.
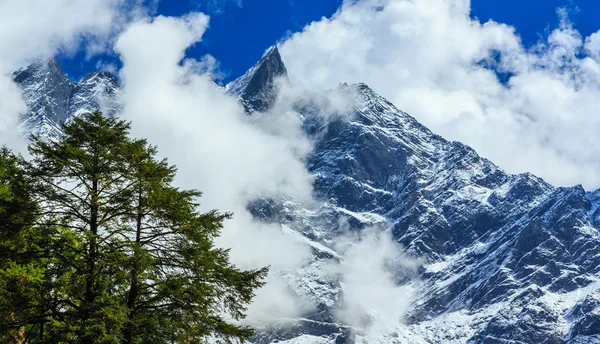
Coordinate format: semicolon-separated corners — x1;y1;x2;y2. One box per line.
330;227;420;330
0;0;121;69
0;77;27;151
279;0;600;189
115;14;314;323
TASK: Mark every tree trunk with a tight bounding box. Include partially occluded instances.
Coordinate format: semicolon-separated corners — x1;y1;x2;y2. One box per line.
123;189;143;344
85;177;99;306
82;149;100;342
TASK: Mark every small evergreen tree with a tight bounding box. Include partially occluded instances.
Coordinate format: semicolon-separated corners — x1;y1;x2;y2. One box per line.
26;113;267;343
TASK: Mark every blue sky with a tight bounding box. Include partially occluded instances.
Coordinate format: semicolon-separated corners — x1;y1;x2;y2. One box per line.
59;0;600;84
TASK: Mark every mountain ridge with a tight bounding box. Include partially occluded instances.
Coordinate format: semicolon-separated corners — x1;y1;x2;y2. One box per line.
13;58;120;138
13;50;600;344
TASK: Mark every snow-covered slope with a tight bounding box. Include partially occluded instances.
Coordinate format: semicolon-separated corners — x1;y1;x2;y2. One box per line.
14;51;600;343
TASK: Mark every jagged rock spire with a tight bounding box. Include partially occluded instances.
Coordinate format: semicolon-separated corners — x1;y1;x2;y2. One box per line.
225;45;288;113
13;59;120;139
13;58;73;136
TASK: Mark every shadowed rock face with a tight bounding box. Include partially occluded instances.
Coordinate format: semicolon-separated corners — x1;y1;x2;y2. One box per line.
13;59;73;137
13;59;120;138
225;46;288;113
15;52;600;344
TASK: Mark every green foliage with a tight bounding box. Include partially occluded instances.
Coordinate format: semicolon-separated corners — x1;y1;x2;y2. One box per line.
0;113;267;343
0;148;49;344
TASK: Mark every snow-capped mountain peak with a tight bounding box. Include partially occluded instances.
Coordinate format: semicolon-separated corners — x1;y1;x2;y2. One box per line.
225;45;288;113
13;58;120;139
68;71;120;120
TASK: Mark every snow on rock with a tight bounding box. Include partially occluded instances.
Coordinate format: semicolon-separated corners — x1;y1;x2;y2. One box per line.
13;59;120;140
225;46;288;113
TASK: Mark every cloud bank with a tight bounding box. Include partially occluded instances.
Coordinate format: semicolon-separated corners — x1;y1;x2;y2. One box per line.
330;227;420;330
279;0;600;189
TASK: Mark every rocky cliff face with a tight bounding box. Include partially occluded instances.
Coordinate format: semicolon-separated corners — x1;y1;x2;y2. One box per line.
15;50;600;343
225;46;288;113
13;58;120;138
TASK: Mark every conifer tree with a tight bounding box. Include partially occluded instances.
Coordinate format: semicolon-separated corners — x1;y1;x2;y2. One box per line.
0;148;49;343
27;112;267;343
120;142;267;344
